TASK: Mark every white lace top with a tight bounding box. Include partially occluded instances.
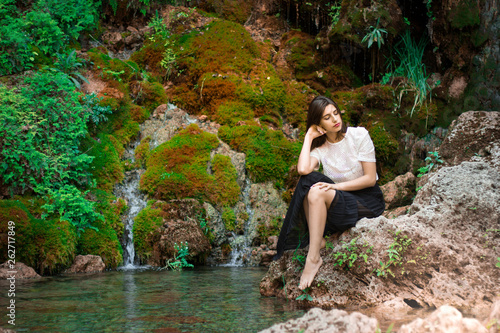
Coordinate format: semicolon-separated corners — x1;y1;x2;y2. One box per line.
310;127;377;183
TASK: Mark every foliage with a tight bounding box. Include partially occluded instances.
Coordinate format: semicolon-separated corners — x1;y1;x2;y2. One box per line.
34;0;99;41
81;93;114;129
331;238;373;270
23;10;65;55
0;72;106;230
0;3;36;75
50;50;89;89
326;1;342;28
41;185;103;232
165;242;194;270
497;257;500;269
362;18;387;49
384;30;438;116
296;288;314;301
375;231;412;278
417;151;443;178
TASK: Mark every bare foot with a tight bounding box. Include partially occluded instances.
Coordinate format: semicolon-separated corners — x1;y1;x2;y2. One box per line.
299;256;323;290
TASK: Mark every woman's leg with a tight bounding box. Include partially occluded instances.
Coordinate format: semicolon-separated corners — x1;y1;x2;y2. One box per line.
299;186;336;290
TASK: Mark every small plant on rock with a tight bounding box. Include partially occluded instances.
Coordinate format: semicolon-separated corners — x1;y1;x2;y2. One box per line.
165;242;194;270
417;151;443;177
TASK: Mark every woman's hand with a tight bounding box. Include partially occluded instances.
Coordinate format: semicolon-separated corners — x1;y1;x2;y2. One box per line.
311;182;337;191
306;125;327;140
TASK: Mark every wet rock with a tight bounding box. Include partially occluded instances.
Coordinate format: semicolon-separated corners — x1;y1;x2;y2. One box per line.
259;307;378;333
0;262;41;279
211;141;247;188
268;236;278;250
249;182;288;245
147;199;210;266
203;202;227;247
400;305;488;333
380;172;416;209
66;255;105;274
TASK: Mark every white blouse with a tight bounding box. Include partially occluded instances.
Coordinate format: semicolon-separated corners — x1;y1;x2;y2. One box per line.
310;127;377;184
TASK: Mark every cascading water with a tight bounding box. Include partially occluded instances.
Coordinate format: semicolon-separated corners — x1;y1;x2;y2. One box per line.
114;139;147;268
224;178;255;266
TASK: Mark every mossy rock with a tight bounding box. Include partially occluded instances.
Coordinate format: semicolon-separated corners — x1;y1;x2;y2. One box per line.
135;136;151;168
211;154;241;207
83;133;125;193
201;0;253;24
215;100;255;126
448;0;480;29
222;206;236;231
218;125;301;186
133;201;163;263
0;200;77;275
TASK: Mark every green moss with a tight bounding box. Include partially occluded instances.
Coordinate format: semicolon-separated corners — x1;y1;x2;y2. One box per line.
368;123;399;165
449;0;480;29
135;136;151;168
215;100;255;126
141;124;219;201
211;154;240;206
133;201;163;262
256;216;282;245
113;118;140;146
138;81;168;112
83;134;124;193
218;125;301;185
222;206;236;231
0;200;77;275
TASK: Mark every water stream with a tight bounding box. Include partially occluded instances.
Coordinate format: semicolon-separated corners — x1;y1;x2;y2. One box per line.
0;267;305;332
224;179;255;266
114;139;147;268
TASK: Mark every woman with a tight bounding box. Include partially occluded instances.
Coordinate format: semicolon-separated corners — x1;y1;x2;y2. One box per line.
274;96;385;290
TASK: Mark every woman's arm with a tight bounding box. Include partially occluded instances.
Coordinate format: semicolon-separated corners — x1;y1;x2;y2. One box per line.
296;126;323;175
312;161;377;191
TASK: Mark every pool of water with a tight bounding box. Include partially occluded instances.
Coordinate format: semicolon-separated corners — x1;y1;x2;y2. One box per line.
0;266;305;332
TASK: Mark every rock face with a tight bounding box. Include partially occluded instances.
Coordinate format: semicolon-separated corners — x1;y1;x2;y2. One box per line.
65;255;105;273
0;262;41;279
148;199;211;266
260;111;500;314
259;307;378;333
399;305;488;333
380;171;416;209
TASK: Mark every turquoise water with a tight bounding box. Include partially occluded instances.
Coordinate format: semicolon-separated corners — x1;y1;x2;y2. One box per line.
0;267;304;332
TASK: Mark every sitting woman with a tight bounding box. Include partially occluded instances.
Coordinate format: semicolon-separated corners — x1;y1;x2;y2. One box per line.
274;95;385;290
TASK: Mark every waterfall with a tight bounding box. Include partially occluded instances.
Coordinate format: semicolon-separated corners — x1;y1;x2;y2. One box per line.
114;139;147;269
224;178;255;266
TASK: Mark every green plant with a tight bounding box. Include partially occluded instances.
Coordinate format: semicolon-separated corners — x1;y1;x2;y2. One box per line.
0;72;105;229
23;10;65;55
81;93;113;129
149;10;170;40
34;0;99;41
296;288;314;301
496;257;500;269
375;231;412;277
0;2;36;75
165;242;194;270
332;238;372;270
326;1;342;28
160;40;177;80
417;151;443;177
50;49;89;88
385;30;438;116
362;18;387;49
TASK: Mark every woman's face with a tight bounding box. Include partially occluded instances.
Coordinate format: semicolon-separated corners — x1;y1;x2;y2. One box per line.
319;104;342;134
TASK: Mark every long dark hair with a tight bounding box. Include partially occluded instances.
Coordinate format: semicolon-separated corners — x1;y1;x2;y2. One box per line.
307;96;347;150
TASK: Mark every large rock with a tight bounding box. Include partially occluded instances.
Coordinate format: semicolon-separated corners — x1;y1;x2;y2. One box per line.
400;305;488;333
259;307;378;333
261;160;500;311
439;111;500;169
380;171;416;209
148;199;211;266
0;262;41;279
65;255;105;273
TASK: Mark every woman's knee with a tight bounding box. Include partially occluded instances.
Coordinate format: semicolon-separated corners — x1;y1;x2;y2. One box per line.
308;186;335;204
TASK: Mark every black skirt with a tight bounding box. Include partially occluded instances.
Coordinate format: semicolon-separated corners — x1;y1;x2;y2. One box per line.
274;172;385;260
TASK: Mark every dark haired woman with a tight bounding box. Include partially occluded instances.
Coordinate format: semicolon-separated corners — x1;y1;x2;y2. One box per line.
274;96;385;290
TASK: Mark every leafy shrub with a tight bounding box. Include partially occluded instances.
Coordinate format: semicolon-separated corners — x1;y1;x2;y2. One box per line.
23;10;64;55
0;72;106;230
0;2;36;75
34;0;99;41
